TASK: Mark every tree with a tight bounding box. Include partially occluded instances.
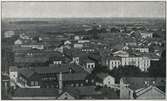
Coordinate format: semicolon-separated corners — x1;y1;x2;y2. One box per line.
109;65;143;83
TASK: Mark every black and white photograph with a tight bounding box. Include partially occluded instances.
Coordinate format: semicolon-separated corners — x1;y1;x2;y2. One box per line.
1;0;166;100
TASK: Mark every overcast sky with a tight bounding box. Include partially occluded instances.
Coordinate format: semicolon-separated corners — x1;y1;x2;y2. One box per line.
2;1;166;18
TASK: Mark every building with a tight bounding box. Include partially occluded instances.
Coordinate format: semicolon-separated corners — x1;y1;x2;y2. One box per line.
14;39;23;45
106;56;121;70
74;43;83;48
80;58;95;73
4;31;15;38
120;77;165;99
131;46;149;53
95;73;115;88
121;56;150;72
140;32;153;39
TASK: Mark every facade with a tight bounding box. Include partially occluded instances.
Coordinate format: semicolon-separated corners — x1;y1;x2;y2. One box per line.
95;73;115;88
74;43;83;48
121;56;150;71
140;32;153;39
106;55;150;71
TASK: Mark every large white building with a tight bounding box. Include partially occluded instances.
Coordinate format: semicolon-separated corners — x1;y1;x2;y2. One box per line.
106;55;150;72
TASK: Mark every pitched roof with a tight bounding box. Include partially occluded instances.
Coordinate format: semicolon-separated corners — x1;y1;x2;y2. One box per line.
58;73;88;81
13;88;59;97
35;65;69;74
121;77;166;90
135;86;165;97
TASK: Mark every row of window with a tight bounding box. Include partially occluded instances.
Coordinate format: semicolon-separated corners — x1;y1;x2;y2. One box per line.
31;81;39;86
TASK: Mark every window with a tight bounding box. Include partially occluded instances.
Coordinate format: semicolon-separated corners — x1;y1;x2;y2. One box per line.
31;81;34;86
80;83;83;86
35;81;38;86
76;83;79;87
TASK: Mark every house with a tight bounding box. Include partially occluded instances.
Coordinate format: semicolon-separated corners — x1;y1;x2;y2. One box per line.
140;32;153;39
64;40;72;45
80;58;95;73
131;46;149;53
120;77;166;99
4;31;15;38
95;73;115;88
9;66;40;88
14;39;23;45
74;35;80;40
74;43;83;48
9;66;18;88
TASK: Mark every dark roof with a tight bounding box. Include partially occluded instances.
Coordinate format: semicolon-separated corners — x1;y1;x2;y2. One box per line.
15;56;49;63
64;86;99;96
68;64;87;73
121;77;166;90
59;73;88;81
35;64;69;74
13;88;59;97
96;73;110;80
9;66;18;72
18;68;34;78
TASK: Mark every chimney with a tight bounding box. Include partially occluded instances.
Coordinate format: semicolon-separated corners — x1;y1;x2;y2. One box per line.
58;72;63;94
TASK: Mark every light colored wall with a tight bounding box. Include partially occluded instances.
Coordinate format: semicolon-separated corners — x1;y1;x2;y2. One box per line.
103;76;115;86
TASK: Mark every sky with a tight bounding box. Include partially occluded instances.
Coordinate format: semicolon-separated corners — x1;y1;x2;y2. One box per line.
2;1;166;18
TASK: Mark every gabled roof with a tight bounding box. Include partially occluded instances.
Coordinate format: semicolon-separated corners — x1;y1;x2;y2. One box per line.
135;86;165;97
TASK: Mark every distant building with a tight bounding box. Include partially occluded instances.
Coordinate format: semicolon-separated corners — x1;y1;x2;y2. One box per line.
106;56;121;70
105;54;150;71
74;43;83;48
14;39;23;45
113;50;129;58
120;77;165;99
80;58;95;73
121;56;150;72
140;32;153;39
4;31;15;38
74;36;80;40
131;46;149;53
